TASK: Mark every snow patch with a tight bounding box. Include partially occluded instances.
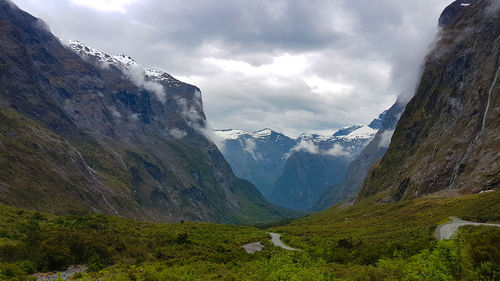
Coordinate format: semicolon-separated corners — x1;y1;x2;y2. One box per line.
337;125;378;140
67;40;170;103
214;129;249;140
251;128;272;139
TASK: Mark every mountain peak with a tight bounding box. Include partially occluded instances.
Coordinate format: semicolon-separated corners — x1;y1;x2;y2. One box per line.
332;125;364;137
214;129;250;140
368;110;387;129
252;128;273;138
68;40;182;87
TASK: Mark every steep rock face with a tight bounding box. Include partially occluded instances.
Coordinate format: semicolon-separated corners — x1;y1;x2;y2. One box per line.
359;0;500;201
315;102;405;210
0;1;293;224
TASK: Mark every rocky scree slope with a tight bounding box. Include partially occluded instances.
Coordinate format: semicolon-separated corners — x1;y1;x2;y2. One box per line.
359;0;500;201
0;0;294;224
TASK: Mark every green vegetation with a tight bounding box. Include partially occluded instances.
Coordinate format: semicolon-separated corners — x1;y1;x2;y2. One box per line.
0;191;499;280
0;107;296;225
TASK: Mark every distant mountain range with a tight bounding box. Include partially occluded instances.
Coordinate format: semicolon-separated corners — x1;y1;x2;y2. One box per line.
215;114;385;210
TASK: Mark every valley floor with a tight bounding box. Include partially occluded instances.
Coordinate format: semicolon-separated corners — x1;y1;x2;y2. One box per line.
0;191;499;280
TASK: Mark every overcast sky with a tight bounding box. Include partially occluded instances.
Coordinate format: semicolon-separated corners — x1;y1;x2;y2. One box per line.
12;0;453;137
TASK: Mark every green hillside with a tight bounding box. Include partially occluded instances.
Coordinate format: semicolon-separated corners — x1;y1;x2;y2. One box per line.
0;191;499;280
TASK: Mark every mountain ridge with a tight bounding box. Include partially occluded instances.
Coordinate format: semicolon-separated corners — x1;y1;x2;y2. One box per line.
215;117;383;209
0;0;296;224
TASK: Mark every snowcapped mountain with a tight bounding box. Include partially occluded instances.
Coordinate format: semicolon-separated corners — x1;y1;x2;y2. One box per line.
215;117;383;209
215;128;296;197
68;40;183;88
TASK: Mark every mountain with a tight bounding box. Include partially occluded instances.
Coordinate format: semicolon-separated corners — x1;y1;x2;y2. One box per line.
268;125;378;210
214;128;296;197
359;0;500;201
315;101;405;210
216;122;380;210
0;0;295;224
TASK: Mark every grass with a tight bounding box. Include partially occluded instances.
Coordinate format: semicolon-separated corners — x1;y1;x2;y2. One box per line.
0;191;498;280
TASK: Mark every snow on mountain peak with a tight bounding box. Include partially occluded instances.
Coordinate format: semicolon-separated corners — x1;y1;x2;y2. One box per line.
337;125;377;140
214;129;250;140
251;128;273;139
68;40;181;88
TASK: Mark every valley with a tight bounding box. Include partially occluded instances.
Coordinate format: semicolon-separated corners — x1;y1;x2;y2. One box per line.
0;0;499;280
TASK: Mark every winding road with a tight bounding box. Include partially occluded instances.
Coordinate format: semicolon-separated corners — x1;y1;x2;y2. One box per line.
242;232;299;253
435;217;500;240
269;232;299;251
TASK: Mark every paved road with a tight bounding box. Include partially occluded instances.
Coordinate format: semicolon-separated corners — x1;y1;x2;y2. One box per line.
435;217;500;240
269;232;299;251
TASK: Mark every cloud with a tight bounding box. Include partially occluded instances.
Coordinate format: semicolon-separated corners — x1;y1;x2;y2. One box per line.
70;0;138;13
12;0;453;136
287;140;351;158
325;143;351;157
290;140;320;155
242;138;261;160
378;129;395;148
125;65;167;104
169;128;187;139
487;0;500;15
175;92;226;151
108;106;122;118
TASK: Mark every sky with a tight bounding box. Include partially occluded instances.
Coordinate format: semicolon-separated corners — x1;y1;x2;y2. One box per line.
12;0;453;137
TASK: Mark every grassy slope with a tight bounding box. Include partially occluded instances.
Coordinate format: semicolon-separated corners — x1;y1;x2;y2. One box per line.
273;191;500;254
0;107;296;225
0;191;499;280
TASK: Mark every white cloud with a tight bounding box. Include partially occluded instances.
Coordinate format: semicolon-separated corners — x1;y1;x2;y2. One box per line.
109;106;122;118
169;128;187;139
70;0;138;13
242;138;261;160
378;129;395;148
126;66;166;104
290;140;320;155
287;140;351;158
175;93;226;151
11;0;453;135
325;143;351;157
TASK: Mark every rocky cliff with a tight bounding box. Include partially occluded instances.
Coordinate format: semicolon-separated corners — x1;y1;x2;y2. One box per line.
359;0;500;201
0;0;294;224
